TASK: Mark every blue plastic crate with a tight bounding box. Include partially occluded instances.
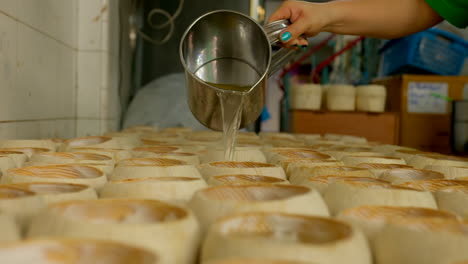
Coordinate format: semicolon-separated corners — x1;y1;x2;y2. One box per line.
380;28;468;76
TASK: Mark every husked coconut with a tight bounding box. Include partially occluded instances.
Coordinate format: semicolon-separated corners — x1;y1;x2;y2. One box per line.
374;218;468;264
435;186;468;218
63;136;140;151
202;212;371;264
200;146;266;163
28;199;200;264
189;184;329;230
208;174;289;186
4;165;107;189
0;214;20;242
409;154;468;169
356;163;412;177
289;165;373;185
198;162;286;180
323;179;437;215
338;205;457;243
0;238;158;264
299;176;388;194
342;155;406;166
380;168;445;184
424;165;468;179
10;182;97;204
99;177;207;204
111;158;202;180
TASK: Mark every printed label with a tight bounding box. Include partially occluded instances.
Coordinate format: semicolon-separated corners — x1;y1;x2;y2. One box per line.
407;82;448;114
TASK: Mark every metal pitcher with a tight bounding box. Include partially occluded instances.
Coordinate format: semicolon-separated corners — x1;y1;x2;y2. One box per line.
180;10;296;130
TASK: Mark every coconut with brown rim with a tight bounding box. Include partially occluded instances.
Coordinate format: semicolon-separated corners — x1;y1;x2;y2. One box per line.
0;147;51;158
392;149;430;163
207;174;289;186
204;259;313;264
99;177;207;204
289;165;373;185
380;168;445;184
263;138;307;148
134;145;182;153
295;133;321;142
435;186;468;218
371;144;416;155
324;146;383;160
199;146;267;163
395;179;468;192
123;124;158;133
9;182;97;204
409;154;468;169
201;212;371;264
356;163;412;178
0;140;57;152
307;138;345;147
132;146;200;164
198;161;286;180
28;152;114;166
111;158;202;180
188;184;329;230
0;155;17;176
3;164;107;189
160;127;192;134
424;165;468;179
0;214;20;242
323;179;437;215
342;155;406;166
183;131;223;146
141;134;184;145
0;184;45;228
28;199;199;264
279;159;342;178
260;147;302;162
337;205;457;243
298;176;388;194
0;150;28;167
374;218;468;264
62;136;140;151
323;134;367;144
69;147;132;162
259;132;296;140
265;149;333;165
0;238;158;264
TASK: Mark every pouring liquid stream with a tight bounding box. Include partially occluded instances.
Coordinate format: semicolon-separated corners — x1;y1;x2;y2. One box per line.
207;82;251;161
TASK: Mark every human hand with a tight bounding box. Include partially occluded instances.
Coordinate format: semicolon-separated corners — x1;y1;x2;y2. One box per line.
268;0;333;47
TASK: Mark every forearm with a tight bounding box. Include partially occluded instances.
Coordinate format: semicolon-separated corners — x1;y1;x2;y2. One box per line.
324;0;443;39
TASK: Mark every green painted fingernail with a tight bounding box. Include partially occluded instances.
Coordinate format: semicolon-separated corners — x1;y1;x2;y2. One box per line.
280;32;292;42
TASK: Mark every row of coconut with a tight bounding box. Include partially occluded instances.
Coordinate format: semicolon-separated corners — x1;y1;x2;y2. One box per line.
0;127;466;263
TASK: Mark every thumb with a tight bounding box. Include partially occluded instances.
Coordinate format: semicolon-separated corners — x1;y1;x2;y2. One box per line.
278;18;309;45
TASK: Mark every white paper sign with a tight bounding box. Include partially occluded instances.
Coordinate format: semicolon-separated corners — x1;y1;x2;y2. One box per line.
407;82;448;114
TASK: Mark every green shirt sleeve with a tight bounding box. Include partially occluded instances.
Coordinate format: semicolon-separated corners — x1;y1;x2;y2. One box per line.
425;0;468;28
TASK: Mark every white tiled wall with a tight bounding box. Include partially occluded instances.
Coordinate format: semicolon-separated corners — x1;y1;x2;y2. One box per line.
0;0;120;139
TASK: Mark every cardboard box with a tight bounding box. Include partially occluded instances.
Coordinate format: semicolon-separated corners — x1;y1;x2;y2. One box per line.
290;111;399;144
374;74;468;153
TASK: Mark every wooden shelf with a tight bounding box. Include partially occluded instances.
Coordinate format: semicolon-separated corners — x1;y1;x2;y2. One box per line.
289;110;399;144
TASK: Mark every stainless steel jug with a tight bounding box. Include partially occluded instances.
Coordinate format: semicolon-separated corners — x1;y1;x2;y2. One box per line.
180;10;296;130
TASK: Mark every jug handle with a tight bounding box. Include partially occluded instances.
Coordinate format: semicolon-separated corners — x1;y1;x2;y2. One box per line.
263;19;298;75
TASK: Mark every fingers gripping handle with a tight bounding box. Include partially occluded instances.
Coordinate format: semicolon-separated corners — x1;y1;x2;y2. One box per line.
263;19;297;75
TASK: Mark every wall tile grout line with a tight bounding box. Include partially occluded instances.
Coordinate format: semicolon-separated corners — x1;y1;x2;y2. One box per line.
0;9;108;53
